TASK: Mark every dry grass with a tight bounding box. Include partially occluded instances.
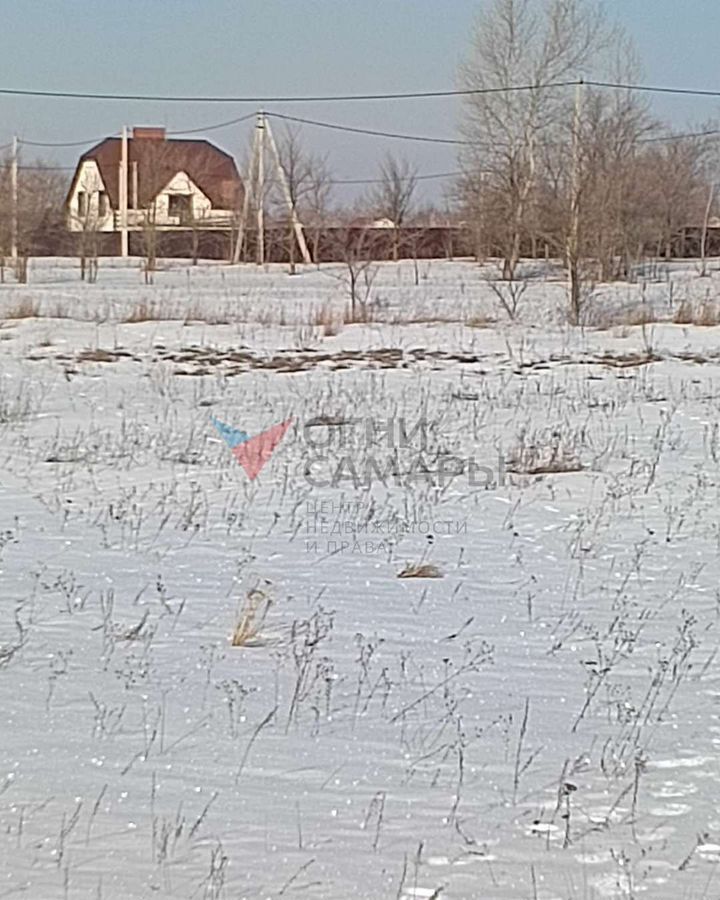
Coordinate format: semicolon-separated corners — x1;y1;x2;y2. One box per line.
254;307;289;328
672;298;720;326
397;562;443;579
122;300;165;323
466;312;497;329
673;299;693;325
182;303;231;326
231;588;272;647
508;458;584;475
506;429;585;476
312;304;343;336
46;303;79;320
122;300;234;326
697;301;720;326
3;297;40;320
590;307;660;330
594;351;660;368
124;299;236;326
4;300;102;322
392;312;460;325
77;348;122;363
623;307;658;326
343;303;377;325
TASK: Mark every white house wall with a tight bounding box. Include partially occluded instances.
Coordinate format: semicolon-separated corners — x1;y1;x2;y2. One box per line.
152;171;214;223
66;160;114;233
149;171;234;225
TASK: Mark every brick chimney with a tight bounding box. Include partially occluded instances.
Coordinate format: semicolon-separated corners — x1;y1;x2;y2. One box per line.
132;126;166;141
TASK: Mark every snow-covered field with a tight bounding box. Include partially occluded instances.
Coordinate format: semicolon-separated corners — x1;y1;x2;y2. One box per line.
2;257;720;899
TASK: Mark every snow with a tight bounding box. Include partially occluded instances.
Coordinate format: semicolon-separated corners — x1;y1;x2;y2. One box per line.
1;256;720;898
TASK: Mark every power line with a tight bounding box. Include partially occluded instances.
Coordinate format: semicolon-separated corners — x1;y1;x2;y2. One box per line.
15;113;257;148
9;116;720;160
167;112;257;135
19;135;118;148
4;145;457;184
16;114;259;148
639;126;720;145
0;81;575;104
4;76;720;110
16;112;480;150
203;108;720;150
8;82;720;167
585;79;720;99
7;77;720;106
331;170;459;185
18;165;75;171
264;111;471;145
11;157;456;182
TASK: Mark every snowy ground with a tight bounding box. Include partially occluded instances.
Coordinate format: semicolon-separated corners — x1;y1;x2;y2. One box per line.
2;257;720;899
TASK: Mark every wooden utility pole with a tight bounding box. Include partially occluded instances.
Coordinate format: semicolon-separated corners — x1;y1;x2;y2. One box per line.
119;125;129;258
233;121;260;264
232;111;311;266
256;111;265;265
264;116;312;265
10;135;18;261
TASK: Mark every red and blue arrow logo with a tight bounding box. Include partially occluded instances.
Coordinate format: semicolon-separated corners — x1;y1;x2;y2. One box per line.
212;416;292;480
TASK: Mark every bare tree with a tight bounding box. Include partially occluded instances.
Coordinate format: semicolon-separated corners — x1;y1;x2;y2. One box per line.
273;126;328;274
141;199;159;284
643;135;711;261
368;153;417;260
684;135;720;277
0;159;67;283
458;0;613;281
565;82;652;319
273;127;309;274
70;192;103;283
132;139;176;283
699;180;717;277
486;275;529;320
302;155;333;266
326;225;382;320
184;192;207;266
0;151;12;281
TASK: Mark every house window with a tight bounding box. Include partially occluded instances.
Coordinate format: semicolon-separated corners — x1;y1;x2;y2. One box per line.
77;191;88;218
98;192;108;218
168;194;192;222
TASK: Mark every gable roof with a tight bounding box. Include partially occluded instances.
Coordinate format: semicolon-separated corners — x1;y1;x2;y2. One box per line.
67;135;242;210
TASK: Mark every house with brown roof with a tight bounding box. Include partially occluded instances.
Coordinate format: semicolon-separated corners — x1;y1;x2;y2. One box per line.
66;127;243;234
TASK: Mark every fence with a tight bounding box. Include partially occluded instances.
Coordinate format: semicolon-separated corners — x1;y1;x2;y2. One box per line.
23;224;473;263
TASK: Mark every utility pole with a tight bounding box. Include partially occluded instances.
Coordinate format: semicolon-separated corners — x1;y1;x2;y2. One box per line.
567;79;584;324
256;111;265;266
233;122;258;264
10;135;18;262
237;112;266;266
233;111;312;267
119;125;129;258
265;116;312;265
132;161;139;211
700;180;716;277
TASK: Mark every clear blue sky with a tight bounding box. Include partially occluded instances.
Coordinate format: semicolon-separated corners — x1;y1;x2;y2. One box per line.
1;0;719;201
